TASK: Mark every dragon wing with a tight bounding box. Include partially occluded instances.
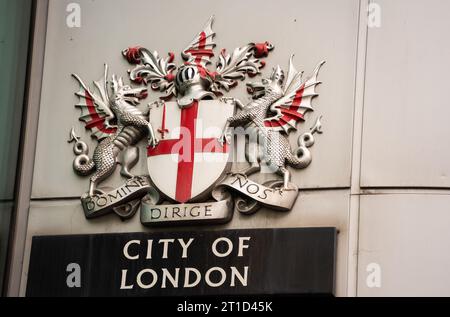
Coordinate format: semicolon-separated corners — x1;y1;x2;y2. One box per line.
181;16;216;68
72;65;117;140
265;58;325;133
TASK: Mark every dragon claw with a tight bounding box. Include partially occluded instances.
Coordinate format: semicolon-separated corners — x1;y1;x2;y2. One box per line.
148;137;159;148
218;134;231;145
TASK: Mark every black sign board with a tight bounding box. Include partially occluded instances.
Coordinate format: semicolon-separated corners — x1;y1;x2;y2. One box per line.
26;228;336;297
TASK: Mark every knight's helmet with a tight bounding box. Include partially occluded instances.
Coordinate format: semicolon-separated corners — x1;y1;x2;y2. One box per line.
175;64;216;107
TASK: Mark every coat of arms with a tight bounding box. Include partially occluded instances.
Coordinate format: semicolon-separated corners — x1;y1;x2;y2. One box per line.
68;17;325;225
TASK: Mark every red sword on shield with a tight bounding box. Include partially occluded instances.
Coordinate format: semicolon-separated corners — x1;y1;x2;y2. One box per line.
158;103;169;139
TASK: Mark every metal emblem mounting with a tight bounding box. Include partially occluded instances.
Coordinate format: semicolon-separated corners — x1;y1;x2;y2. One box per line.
69;16;325;225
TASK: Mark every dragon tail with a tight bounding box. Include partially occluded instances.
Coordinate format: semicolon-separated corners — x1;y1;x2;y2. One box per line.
287;116;323;169
286;148;312;169
68;128;96;176
73;156;95;176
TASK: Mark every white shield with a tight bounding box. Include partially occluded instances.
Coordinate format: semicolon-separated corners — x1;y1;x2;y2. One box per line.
147;100;234;203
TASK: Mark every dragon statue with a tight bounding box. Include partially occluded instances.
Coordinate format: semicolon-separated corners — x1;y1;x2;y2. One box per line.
219;57;325;190
69;65;158;198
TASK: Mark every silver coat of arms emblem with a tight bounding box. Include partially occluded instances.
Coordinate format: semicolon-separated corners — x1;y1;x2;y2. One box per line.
68;17;325;225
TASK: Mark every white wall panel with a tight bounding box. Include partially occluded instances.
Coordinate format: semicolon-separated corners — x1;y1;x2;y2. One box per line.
358;194;450;296
361;0;450;188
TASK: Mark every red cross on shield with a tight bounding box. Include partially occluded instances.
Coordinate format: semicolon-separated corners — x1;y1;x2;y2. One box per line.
147;100;234;203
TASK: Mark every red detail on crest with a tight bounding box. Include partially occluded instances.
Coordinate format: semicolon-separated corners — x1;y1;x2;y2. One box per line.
132;76;144;84
147;101;228;203
138;90;148;99
185;49;214;58
84;91;117;134
124;46;142;64
196;64;208;78
254;42;271;58
168;52;175;63
196;31;207;65
164;73;175;82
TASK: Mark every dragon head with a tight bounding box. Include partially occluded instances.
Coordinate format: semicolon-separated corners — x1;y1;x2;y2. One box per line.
246;66;285;100
111;74;148;105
